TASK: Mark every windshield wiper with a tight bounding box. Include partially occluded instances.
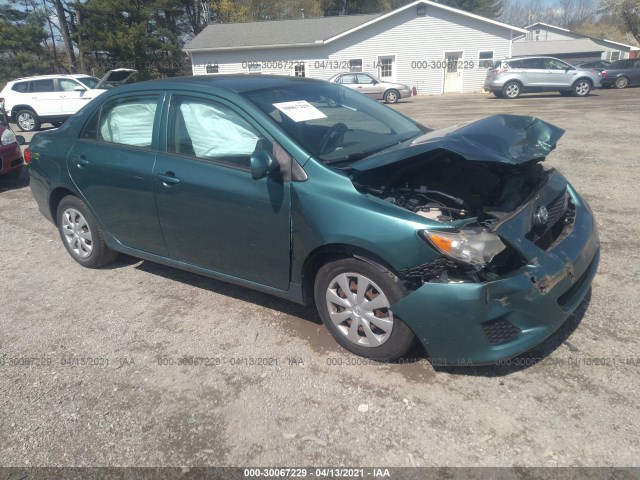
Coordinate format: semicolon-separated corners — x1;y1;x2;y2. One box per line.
325;134;419;165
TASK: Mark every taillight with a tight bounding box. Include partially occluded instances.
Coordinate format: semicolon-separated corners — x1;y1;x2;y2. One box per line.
601;70;608;77
24;147;32;164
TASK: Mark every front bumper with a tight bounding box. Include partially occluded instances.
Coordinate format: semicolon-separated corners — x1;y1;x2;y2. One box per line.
391;184;599;365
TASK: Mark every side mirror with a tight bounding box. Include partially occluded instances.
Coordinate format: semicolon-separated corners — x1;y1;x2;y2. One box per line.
15;135;25;145
74;86;87;92
250;150;279;180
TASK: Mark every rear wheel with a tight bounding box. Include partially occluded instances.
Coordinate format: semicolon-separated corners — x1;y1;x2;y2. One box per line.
502;81;521;99
572;79;592;97
16;109;40;132
614;76;630;89
314;257;416;361
56;196;118;268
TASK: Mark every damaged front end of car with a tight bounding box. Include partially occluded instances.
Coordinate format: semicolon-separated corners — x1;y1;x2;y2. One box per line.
347;114;600;365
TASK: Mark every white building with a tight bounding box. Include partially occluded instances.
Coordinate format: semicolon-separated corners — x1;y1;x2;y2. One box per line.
513;23;639;63
184;0;526;95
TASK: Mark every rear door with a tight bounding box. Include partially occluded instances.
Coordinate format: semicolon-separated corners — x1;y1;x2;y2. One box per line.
28;79;60;116
517;58;546;87
153;93;292;289
67;93;167;255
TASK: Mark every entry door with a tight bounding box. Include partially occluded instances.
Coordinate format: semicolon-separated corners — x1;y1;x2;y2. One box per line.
444;52;463;93
153;94;292;290
377;56;396;82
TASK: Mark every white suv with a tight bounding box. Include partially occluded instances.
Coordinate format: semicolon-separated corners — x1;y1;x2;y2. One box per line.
0;69;136;132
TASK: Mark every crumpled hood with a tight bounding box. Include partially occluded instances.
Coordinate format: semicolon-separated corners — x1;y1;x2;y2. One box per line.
350;114;565;171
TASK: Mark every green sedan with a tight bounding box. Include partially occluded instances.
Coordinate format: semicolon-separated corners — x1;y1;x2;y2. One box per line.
26;75;599;365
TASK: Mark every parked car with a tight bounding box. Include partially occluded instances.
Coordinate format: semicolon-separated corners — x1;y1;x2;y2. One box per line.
600;58;640;89
0;69;137;132
0;103;25;177
484;56;601;98
27;75;599;365
327;72;411;103
573;60;611;71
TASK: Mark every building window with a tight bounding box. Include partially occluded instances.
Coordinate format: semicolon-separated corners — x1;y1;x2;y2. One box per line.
610;51;621;61
377;56;394;79
294;63;306;77
478;51;494;68
349;59;362;72
206;64;219;74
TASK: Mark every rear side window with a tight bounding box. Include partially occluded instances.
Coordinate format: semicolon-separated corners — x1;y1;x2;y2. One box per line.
11;82;28;93
97;95;159;147
505;60;520;69
519;58;543;69
30;79;55;92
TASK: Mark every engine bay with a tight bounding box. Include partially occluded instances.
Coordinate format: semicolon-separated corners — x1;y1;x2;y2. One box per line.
352;153;549;224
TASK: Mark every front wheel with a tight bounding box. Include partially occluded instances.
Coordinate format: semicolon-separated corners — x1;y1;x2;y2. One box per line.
383;89;400;104
572;80;592;97
56;196;118;268
614;76;629;89
314;257;416;361
16;110;41;132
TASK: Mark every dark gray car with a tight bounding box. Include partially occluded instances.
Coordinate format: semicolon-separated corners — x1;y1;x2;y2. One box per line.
600;58;640;89
484;56;602;99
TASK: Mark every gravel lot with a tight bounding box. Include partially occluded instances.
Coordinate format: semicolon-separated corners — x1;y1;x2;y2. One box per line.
1;87;639;469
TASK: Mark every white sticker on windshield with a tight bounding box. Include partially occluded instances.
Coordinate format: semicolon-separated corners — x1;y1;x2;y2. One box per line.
273;100;327;122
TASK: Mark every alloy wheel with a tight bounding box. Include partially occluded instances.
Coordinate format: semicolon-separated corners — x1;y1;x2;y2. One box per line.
574;81;591;96
17;112;35;131
504;83;520;98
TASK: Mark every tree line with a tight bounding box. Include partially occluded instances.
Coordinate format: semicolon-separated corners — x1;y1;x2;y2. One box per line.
1;0;638;86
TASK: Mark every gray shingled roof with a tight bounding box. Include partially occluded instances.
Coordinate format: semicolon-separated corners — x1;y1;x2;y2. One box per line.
512;39;605;56
184;14;381;51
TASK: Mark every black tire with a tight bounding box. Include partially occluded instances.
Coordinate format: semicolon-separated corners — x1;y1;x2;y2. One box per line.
15;109;41;132
502;81;521;99
383;89;400;104
56;195;118;268
314;257;417;361
572;79;592;97
492;91;504;98
614;76;630;89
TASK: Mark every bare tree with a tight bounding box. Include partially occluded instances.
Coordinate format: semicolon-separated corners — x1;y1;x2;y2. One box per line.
599;0;640;43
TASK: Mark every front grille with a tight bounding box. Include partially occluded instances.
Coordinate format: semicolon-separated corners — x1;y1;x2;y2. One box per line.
482;318;521;345
527;190;575;250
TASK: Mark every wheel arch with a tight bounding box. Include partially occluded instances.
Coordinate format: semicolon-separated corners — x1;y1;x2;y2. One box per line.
300;243;400;305
49;186;79;226
573;77;594;87
11;104;38;121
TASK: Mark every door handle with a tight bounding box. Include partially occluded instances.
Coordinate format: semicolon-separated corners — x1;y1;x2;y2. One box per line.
157;173;180;186
70;155;89;167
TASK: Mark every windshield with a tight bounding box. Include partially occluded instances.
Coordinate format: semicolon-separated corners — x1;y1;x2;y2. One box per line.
76;77;104;89
242;81;424;164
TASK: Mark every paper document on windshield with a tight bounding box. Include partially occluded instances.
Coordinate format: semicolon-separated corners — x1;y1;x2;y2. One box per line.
273;100;327;122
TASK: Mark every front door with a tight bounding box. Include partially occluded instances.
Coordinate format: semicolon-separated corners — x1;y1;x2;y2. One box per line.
444;52;463;93
153;94;292;290
67;93;167;255
377;56;396;82
57;78;95;115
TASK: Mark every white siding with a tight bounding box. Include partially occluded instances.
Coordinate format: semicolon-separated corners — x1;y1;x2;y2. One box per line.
517;26;581;42
191;7;515;95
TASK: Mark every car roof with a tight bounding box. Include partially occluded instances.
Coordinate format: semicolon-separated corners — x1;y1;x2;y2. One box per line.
9;74;93;83
123;74;331;95
503;56;567;61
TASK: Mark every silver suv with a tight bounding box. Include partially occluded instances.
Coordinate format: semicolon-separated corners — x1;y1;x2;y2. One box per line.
484;57;601;99
0;69;136;132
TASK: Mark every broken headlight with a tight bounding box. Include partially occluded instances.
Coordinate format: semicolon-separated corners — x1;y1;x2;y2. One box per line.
421;227;506;267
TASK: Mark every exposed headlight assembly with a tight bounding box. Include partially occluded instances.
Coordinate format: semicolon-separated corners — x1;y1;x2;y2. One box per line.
1;128;17;145
421;227;506;267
